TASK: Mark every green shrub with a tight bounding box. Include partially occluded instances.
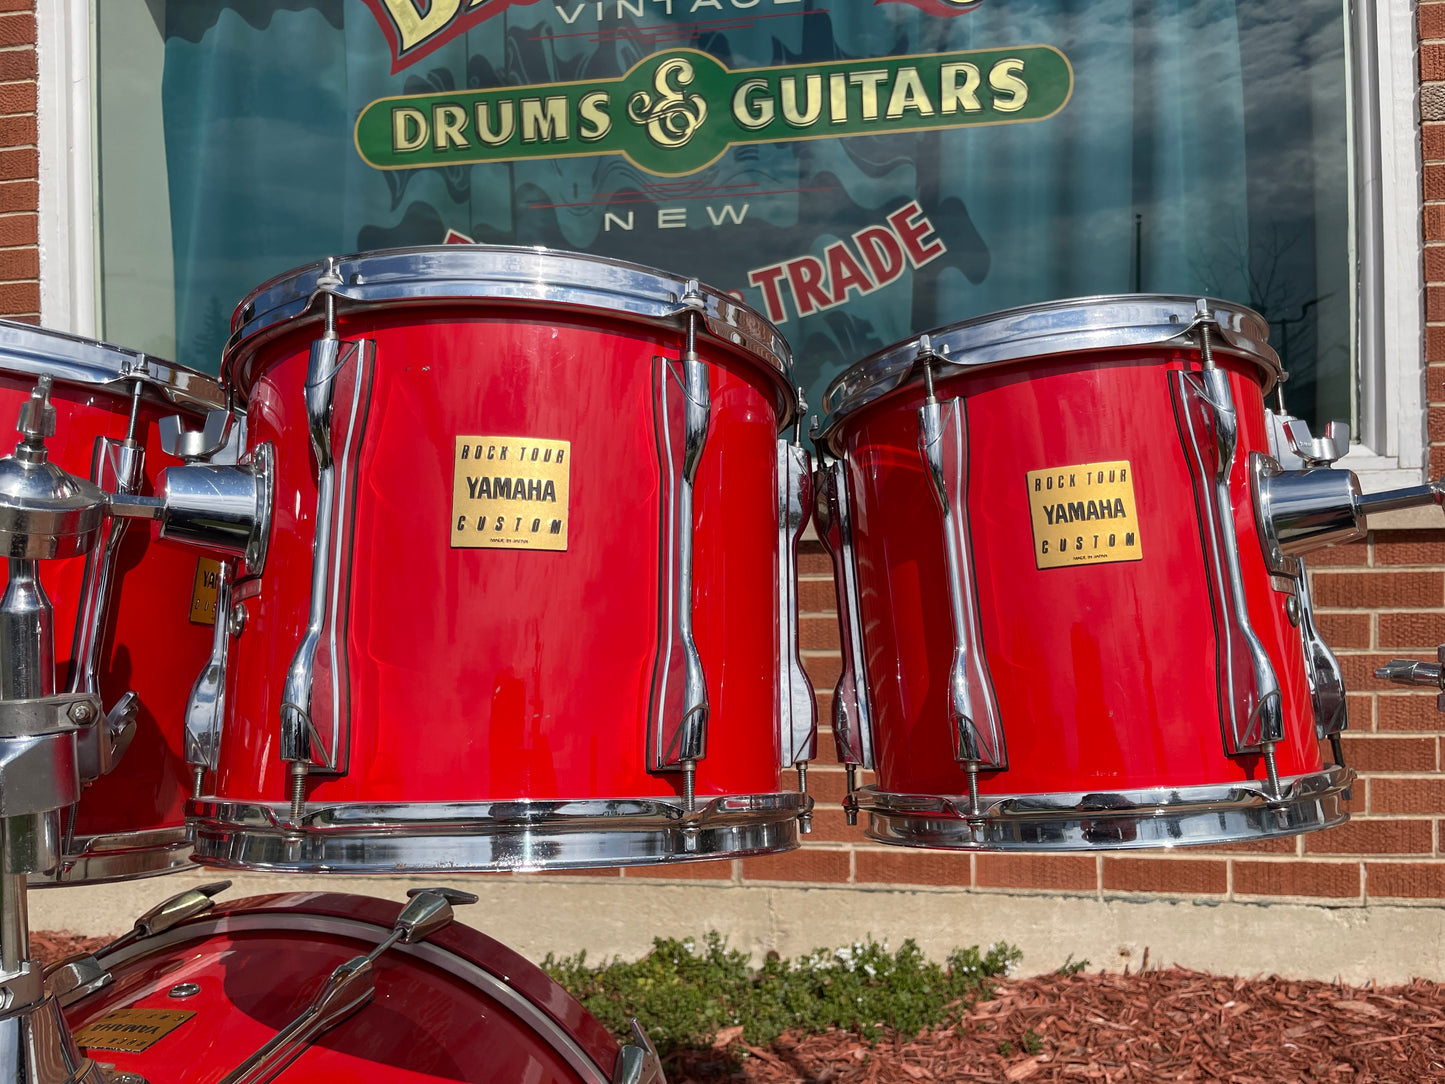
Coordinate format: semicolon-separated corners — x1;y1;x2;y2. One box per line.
544;932;1021;1052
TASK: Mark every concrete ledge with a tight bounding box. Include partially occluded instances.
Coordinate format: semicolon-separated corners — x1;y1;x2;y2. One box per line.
26;871;1445;984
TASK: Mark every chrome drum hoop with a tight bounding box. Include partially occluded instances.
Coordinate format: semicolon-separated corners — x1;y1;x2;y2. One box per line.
223;245;796;423
187;792;811;873
0;319;224;413
816;293;1281;451
857;765;1353;852
27;826;192;887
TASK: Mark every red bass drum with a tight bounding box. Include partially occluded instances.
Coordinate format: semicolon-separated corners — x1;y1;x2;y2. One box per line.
59;890;653;1083
189;246;818;873
0;322;227;884
813;296;1353;850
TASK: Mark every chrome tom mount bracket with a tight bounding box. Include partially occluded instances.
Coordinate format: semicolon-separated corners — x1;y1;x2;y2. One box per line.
1377;648;1445;713
67;381;147;787
647;282;711;813
914;337;1005;826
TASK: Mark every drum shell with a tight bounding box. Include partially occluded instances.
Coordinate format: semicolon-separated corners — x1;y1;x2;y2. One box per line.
835;346;1320;799
62;892;619;1083
0;373;213;857
216;302;786;805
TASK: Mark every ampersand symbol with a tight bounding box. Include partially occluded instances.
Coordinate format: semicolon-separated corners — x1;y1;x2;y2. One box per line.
627;57;709;149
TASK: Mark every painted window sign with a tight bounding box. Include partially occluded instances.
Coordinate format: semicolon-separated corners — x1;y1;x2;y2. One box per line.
96;1;1349;431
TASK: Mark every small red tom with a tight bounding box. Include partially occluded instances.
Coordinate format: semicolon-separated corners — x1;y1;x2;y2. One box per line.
813;296;1353;850
0;322;226;885
189;246;817;873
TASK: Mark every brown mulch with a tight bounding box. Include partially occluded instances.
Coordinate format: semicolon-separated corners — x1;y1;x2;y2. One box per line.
670;968;1445;1083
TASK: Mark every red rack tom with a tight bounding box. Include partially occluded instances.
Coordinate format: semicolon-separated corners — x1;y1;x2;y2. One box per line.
189;246;817;873
0;322;227;884
813;296;1352;850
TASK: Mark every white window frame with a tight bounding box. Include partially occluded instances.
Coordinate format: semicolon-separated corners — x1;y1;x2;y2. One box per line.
36;0;95;339
36;0;1430;501
1347;0;1429;509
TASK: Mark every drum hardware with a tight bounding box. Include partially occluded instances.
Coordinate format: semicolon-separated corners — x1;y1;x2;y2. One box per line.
185;562;231;798
648;282;711;811
104;443;274;577
189;792;810;873
916;340;1005;826
615;1020;666;1084
1171;303;1285;797
862;767;1355;850
778;403;817;834
44;878;236;1009
810;450;874;828
67;382;146;791
215;887;479;1084
280;261;375;822
0;377;113;1082
158;408;232;463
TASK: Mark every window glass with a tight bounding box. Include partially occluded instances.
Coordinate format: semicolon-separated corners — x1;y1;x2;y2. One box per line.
97;0;1349;428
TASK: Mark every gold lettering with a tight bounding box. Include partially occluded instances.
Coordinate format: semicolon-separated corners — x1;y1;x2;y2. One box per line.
374;0;463;53
989;58;1029;112
520;97;569;142
885;67;934;119
392;107;428;152
939;62;982;114
780;74;823;127
579;90;611;141
732;79;774;130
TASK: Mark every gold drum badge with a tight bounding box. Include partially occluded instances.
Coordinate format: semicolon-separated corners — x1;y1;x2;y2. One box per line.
1026;460;1142;570
451;435;571;552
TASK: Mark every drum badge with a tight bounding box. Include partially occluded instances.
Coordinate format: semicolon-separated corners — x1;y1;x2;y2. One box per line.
1025;460;1142;569
452;436;571;551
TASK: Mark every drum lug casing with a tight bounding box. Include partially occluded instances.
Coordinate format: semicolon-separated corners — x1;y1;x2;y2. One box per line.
1294;557;1347;741
811;452;875;820
279;290;376;808
776;435;817;770
1169;307;1285;772
916;393;1006;776
185;560;232;782
647;288;711;806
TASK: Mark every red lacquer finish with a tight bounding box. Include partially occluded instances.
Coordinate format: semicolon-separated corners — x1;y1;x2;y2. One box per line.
217;302;787;807
837;348;1320;799
0;368;216;879
63;892;620;1083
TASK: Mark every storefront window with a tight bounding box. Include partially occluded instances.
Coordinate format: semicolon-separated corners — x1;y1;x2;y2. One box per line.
97;0;1349;428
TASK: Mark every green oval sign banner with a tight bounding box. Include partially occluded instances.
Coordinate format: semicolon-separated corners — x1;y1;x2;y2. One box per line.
356;45;1073;177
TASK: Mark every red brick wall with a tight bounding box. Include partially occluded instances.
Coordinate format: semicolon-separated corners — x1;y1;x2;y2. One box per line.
0;0;34;323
